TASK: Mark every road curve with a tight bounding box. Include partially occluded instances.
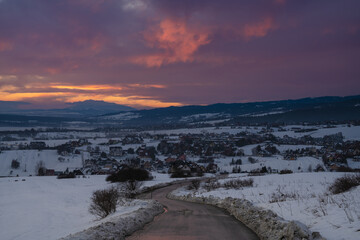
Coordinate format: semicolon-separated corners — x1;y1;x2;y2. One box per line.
126;182;259;240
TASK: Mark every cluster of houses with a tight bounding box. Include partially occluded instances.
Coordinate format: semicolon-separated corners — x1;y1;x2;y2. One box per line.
2;128;360;177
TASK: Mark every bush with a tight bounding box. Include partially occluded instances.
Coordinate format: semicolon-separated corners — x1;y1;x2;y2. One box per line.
328;175;360;194
196;171;204;177
106;167;152;182
279;169;293;174
11;159;20;169
248;169;265;176
188;179;201;190
232;166;241;173
170;170;187;178
57;172;76;179
204;179;220;191
223;178;254;189
89;186;119;218
120;180;143;198
248;157;258;164
35;161;46;176
336;166;356;172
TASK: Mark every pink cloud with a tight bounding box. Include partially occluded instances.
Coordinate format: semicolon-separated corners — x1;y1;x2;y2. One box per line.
244;17;277;39
274;0;286;5
0;40;13;51
131;19;211;67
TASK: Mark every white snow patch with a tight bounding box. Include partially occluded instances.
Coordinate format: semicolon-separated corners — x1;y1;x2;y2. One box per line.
0;173;181;240
175;172;360;240
103;112;140;121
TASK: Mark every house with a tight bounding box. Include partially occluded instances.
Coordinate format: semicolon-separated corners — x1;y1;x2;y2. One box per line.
109;146;123;157
45;169;55;176
206;163;218;173
165;157;176;164
29;142;46;150
142;161;152;171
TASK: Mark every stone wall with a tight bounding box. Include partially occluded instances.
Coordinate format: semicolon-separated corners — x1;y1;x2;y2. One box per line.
168;191;325;240
60;200;164;240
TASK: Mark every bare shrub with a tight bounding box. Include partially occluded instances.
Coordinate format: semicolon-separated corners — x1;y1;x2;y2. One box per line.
188;179;201;190
223;178;254;190
204;178;220;192
279;169;293;174
35;161;46;176
119;180;143;199
328;174;360;194
11;159;20;169
248;157;258;164
269;188;298;203
89;186;119;218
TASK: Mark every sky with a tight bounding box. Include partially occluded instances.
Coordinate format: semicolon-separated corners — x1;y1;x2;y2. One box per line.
0;0;359;109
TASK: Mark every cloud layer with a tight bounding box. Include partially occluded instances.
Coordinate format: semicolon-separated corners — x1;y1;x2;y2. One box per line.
0;0;359;109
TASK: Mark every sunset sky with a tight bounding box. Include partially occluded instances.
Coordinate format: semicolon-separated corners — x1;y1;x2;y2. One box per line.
0;0;359;109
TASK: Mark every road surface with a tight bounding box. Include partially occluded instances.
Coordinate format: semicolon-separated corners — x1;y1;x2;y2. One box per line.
126;182;259;240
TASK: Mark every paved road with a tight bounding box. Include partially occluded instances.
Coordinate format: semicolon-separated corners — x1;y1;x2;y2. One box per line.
126;183;259;240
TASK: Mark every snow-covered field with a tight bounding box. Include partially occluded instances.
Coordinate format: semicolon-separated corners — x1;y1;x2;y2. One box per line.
0;173;177;240
174;172;360;240
216;155;326;173
146;124;360;140
0;150;83;177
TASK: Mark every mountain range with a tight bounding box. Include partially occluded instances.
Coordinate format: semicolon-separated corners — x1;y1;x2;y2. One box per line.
0;100;136;117
1;95;360;128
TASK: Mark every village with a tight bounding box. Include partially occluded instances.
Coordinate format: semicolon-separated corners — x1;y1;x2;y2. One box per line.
1;124;359;178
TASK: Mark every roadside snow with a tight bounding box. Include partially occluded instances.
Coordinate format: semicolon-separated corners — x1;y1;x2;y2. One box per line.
174;172;360;240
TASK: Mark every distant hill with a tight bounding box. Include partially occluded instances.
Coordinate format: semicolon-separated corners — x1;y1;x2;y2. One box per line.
0;95;360;128
65;100;136;115
101;95;360;127
0;100;136;117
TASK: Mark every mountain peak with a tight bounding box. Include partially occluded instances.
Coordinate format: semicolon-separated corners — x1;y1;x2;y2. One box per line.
66;100;136;113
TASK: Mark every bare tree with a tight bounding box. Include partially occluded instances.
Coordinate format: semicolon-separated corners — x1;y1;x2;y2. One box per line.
120;180;143;199
35;161;46;176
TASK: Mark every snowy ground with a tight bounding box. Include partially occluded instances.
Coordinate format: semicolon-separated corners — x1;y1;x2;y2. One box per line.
0;150;83;177
145;124;360;141
216;155;326;174
0;172;178;240
174;172;360;240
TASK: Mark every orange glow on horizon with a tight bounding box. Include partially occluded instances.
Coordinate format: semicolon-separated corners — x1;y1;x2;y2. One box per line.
0;87;182;109
51;84;123;91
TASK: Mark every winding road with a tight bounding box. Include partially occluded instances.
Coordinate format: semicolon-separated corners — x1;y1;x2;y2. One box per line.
126;182;259;240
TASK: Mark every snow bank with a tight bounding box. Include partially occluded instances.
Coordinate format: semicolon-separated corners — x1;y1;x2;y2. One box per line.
168;188;324;240
61;200;163;240
171;173;360;240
